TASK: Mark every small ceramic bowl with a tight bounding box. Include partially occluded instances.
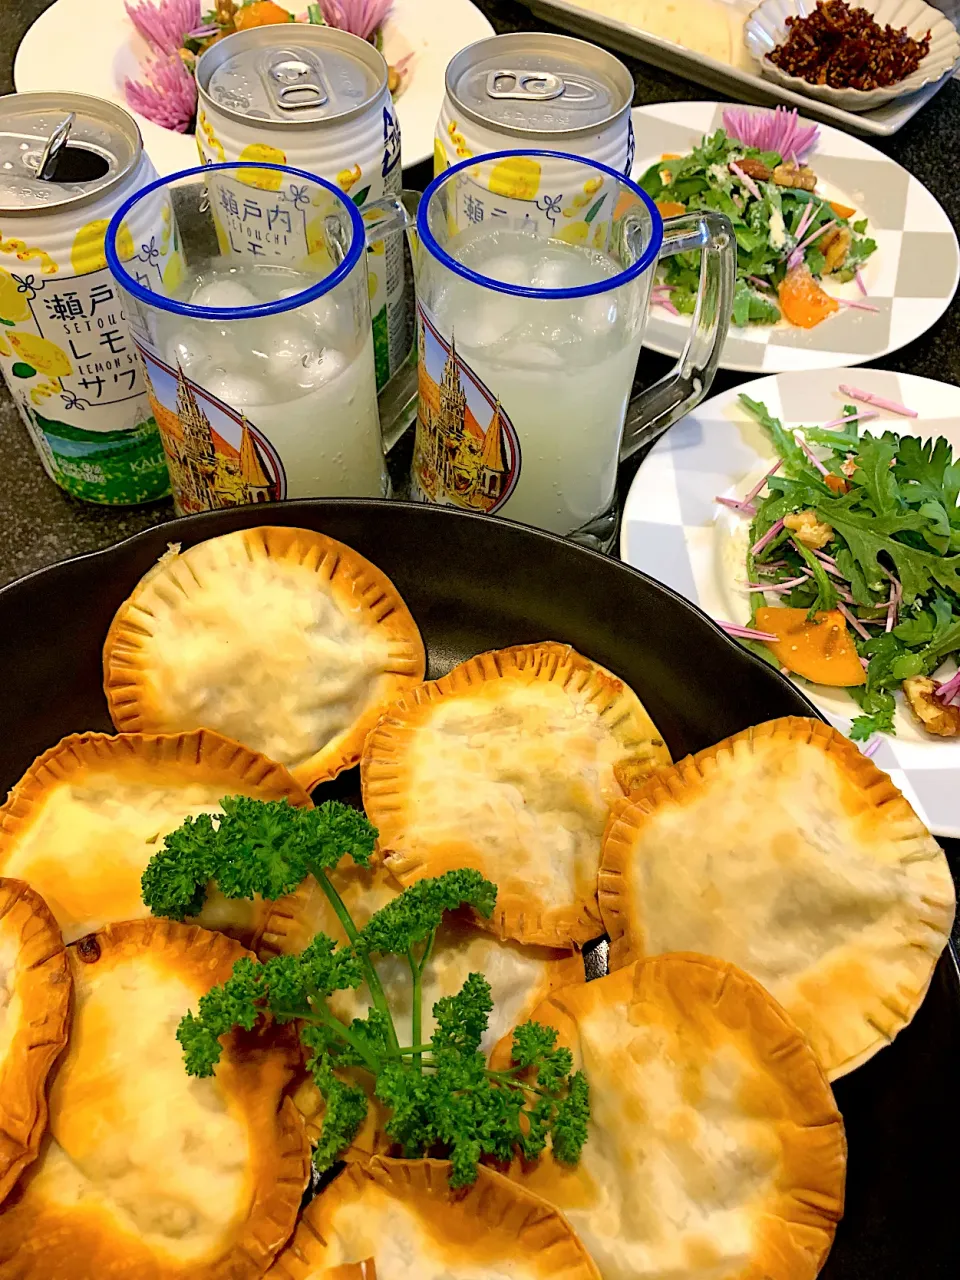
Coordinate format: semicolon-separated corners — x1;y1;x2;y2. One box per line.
744;0;960;112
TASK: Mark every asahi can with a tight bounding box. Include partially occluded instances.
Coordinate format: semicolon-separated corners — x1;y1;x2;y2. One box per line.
195;26;407;392
0;93;177;505
435;34;635;245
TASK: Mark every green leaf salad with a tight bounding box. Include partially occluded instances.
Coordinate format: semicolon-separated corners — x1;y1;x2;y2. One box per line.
724;389;960;743
638;108;877;328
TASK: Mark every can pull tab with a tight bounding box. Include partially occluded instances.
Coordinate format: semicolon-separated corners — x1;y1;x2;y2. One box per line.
265;54;330;111
485;70;564;101
36;112;76;181
484;70;598;103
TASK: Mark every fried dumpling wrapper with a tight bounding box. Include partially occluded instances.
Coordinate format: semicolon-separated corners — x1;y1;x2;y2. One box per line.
496;953;846;1280
0;919;310;1278
362;643;671;947
0;878;71;1204
265;1157;601;1279
263;859;583;1156
103;527;426;790
0;729;312;946
599;717;956;1079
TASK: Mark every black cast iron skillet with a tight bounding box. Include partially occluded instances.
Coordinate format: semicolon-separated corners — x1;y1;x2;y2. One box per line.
0;498;956;1278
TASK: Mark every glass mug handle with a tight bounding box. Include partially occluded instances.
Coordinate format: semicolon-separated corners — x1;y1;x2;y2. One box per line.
619;211;736;460
323;192;422;452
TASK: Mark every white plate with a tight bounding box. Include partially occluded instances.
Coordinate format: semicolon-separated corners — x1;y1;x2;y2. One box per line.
14;0;494;174
630;100;960;373
621;367;960;838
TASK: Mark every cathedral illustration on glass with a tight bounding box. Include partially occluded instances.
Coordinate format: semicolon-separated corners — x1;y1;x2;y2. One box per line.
413;309;519;514
140;355;284;513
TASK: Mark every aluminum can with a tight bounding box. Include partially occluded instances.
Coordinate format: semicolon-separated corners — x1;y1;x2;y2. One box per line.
195;26;407;391
435;33;635;244
0;92;176;505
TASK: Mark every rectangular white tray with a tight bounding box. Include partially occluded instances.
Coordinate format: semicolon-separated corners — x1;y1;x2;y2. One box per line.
520;0;959;136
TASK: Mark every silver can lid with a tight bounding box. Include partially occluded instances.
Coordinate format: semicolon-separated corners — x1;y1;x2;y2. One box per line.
446;33;633;139
0;92;142;216
197;25;387;128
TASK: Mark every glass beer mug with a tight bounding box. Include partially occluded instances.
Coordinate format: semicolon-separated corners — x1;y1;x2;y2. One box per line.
105;161;398;514
410;149;735;548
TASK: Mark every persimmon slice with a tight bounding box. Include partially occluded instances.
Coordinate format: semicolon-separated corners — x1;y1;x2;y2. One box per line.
778;264;839;329
755;607;866;686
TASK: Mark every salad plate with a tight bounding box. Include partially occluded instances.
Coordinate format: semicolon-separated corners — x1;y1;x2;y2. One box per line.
622;367;960;838
13;0;495;174
630;100;959;373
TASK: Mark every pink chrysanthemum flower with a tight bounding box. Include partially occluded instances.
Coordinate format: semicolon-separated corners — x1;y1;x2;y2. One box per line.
721;106;819;159
126;0;202;56
319;0;393;40
125;53;198;132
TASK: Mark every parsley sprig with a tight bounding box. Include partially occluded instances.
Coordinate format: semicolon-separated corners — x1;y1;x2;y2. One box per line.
142;798;589;1187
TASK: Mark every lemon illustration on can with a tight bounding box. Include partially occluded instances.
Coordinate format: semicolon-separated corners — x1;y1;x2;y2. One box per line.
159;202;173;255
0;332;12;357
304;217;335;272
72;219;131;274
446;119;471;159
488;156;541;200
9;333;73;377
360;208;386;256
554;222;589;246
237;143;287;190
29;379;60;406
433;136;448;177
337;165;362;193
162;250;185;292
368;271;378;301
0;267;31;323
197;108;226;162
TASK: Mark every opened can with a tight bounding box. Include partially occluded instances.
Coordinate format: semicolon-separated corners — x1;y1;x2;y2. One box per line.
0;92;177;505
435;34;635;245
195;25;407;392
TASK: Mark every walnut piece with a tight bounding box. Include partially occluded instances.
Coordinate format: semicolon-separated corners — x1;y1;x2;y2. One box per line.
784;509;835;550
773;163;818;191
733;157;772;181
903;677;960;737
821;225;852;273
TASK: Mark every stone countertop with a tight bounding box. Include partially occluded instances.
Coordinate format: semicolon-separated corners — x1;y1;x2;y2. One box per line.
1;0;959;582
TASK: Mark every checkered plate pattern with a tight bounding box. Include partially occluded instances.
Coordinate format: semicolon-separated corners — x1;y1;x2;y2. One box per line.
631;102;960;373
621;368;960;838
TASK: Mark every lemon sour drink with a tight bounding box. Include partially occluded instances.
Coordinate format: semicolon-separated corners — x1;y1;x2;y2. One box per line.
0;93;175;504
414;226;646;537
153;260;386;510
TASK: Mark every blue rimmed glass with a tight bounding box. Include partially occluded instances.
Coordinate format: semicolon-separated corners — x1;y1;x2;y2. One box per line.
104;162;392;515
411;149;735;548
